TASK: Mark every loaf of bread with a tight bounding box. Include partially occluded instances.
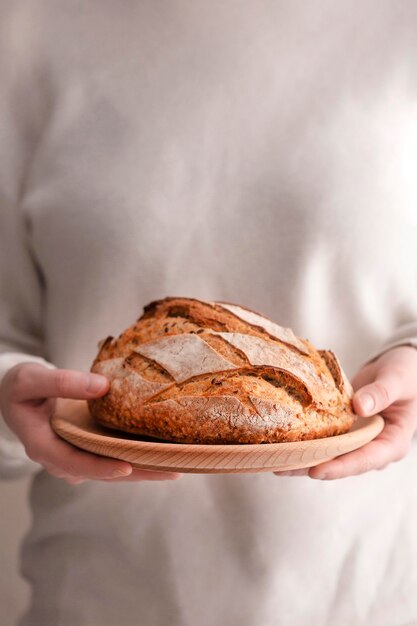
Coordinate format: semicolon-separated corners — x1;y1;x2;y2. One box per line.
87;297;357;444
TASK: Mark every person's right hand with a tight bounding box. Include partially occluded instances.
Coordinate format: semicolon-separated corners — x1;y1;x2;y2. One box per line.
0;362;183;485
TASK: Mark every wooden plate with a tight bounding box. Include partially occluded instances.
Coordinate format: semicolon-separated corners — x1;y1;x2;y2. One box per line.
50;399;385;474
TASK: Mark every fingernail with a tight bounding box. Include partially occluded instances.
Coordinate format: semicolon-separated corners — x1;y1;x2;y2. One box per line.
312;473;327;480
86;375;108;393
111;467;132;478
358;392;375;414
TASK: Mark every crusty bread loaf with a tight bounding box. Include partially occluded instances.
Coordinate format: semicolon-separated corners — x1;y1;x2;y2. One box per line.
87;297;357;444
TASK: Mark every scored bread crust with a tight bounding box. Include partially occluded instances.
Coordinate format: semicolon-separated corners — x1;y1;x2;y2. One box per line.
87;297;357;444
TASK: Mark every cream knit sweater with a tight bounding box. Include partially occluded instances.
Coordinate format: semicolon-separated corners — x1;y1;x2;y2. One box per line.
1;2;417;624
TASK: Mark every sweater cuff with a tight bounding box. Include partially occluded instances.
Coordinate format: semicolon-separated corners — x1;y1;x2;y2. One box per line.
0;353;57;479
363;335;417;367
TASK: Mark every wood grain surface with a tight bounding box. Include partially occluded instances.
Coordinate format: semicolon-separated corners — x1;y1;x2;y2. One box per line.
50;399;385;474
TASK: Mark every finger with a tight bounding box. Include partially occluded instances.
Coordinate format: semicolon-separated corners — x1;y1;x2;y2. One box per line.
65;477;87;485
309;417;414;480
352;367;404;417
41;464;88;484
20;400;180;480
25;425;135;480
11;365;110;403
94;469;184;482
44;466;183;483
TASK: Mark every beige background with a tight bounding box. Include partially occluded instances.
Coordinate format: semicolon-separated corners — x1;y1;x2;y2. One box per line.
0;478;31;626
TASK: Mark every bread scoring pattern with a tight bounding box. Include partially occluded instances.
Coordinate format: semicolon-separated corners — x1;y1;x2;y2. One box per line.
134;334;237;383
87;297;357;444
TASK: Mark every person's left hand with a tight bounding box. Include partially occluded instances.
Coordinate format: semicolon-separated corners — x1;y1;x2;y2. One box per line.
274;345;417;481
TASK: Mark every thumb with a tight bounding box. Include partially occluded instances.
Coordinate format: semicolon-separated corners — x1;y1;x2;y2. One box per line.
10;364;110;403
352;368;403;417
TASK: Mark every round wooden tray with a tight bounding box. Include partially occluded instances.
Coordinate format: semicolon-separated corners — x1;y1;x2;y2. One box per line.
50;399;385;474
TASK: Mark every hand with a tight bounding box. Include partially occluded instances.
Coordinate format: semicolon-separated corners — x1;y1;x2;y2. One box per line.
274;345;417;481
0;362;183;484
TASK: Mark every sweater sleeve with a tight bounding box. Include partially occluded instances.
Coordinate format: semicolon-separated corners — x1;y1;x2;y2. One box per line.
0;9;57;479
0;197;58;479
0;194;58;479
363;322;417;366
